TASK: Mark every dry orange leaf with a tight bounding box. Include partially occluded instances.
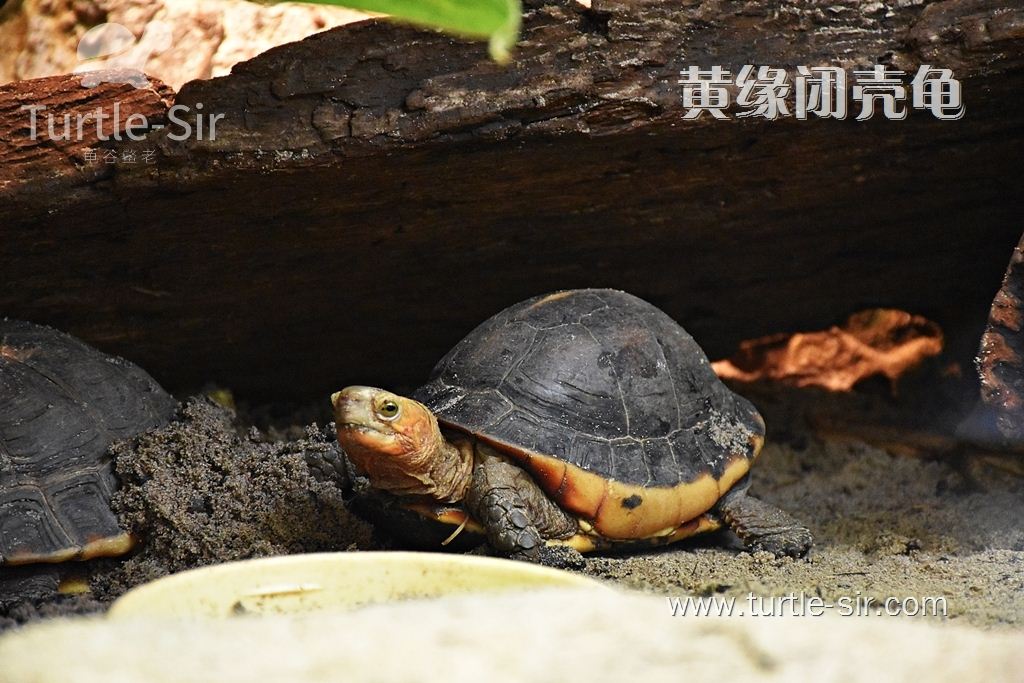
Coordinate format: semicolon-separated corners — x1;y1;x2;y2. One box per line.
712;309;944;392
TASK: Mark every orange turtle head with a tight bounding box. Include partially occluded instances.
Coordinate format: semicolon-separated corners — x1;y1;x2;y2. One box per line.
331;386;448;497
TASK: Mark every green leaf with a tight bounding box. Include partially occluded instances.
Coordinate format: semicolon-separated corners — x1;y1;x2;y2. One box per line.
289;0;521;62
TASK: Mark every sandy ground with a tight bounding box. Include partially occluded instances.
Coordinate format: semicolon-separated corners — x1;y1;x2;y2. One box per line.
1;387;1022;630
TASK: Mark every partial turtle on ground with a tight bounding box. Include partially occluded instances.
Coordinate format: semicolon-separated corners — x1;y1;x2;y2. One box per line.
0;320;177;567
333;289;812;562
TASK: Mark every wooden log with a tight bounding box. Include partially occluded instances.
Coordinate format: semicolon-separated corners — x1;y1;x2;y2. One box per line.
0;75;173;193
0;0;1022;400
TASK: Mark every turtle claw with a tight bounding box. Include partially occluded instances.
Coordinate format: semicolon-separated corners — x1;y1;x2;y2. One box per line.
535;544;586;570
507;543;585;569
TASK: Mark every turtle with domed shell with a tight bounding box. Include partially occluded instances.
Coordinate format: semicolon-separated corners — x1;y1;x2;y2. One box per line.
333;289;812;562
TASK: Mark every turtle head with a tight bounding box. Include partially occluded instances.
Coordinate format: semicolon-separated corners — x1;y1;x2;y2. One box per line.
332;386;465;499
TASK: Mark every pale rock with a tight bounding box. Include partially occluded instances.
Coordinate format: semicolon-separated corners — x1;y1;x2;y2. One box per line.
0;0;370;90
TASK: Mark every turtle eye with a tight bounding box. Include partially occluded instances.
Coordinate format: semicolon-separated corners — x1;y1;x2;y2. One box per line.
377;400;401;420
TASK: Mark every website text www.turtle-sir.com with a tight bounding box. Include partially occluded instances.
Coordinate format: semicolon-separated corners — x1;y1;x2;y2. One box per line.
667;592;948;618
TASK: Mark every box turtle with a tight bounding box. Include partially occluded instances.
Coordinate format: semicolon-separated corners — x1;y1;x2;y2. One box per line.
333;289;812;561
0;320;177;566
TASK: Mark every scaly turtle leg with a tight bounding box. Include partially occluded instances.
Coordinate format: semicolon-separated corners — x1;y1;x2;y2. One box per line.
715;487;813;558
465;445;580;565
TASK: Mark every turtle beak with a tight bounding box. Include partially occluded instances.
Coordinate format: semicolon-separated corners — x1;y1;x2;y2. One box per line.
330;390;346;412
331;386;380;427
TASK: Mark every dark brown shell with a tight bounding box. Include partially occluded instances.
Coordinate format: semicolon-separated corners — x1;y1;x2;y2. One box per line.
0;320;177;564
414;289;764;488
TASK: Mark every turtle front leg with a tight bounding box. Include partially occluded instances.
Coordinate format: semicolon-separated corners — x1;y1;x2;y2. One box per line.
467;479;544;561
465;446;579;564
715;490;813;559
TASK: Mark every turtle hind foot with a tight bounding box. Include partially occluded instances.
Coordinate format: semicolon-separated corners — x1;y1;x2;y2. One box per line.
716;493;813;559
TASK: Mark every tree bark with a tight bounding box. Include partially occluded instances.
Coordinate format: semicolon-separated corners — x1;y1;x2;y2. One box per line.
0;0;1022;400
0;75;173;193
977;236;1024;443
